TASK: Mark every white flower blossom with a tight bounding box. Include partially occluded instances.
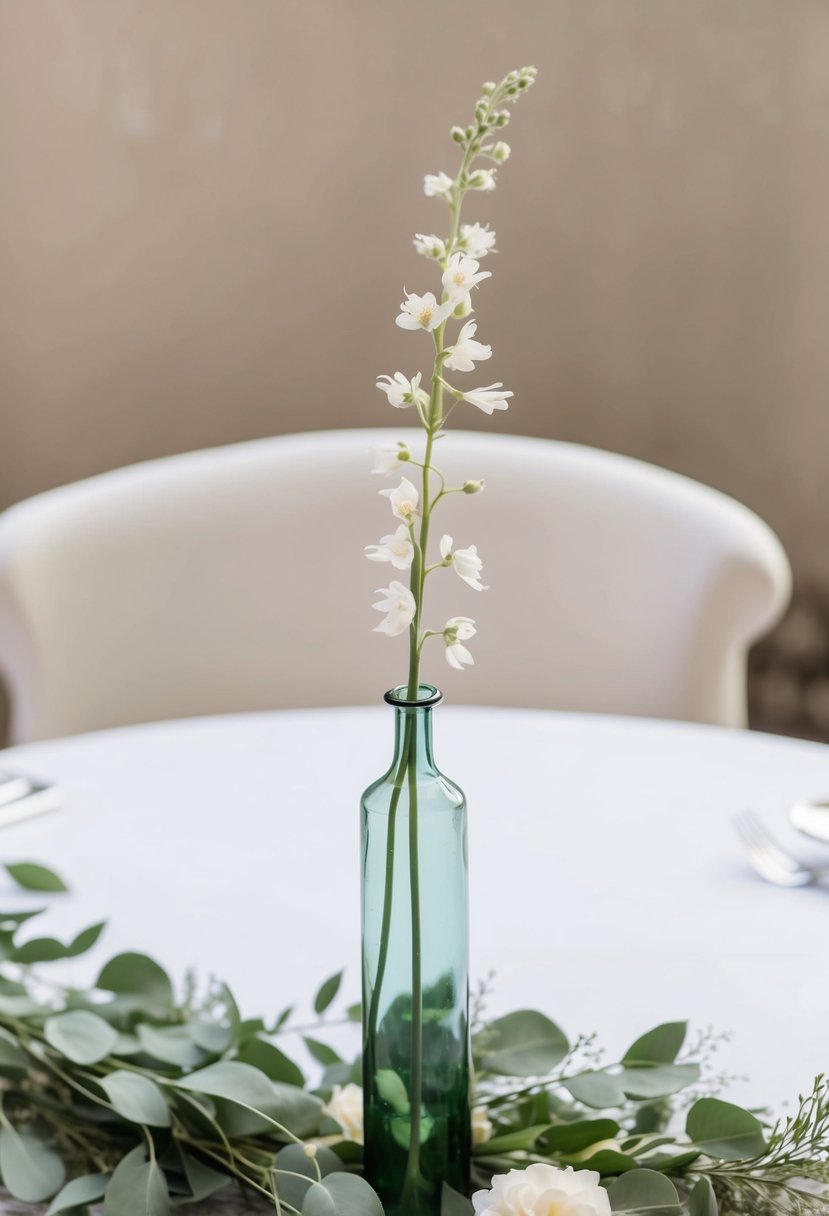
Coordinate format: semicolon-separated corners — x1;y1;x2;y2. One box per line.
459;222;497;258
424;171;455;200
462;383;513;414
443;616;476;670
372;446;408;476
396;291;454;333
442;254;492;308
379;476;419;521
413;233;447;260
489;141;511;163
440;535;488;590
444;320;492;372
472;1107;493;1146
467;168;497;191
373;582;416;637
365;525;414;571
321;1084;364;1145
472;1164;611;1216
376;371;429;410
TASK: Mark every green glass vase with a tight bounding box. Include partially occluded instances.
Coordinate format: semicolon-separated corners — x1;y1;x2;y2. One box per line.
361;685;470;1216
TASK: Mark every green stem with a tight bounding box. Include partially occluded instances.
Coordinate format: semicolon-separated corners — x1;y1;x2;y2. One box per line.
401;749;424;1207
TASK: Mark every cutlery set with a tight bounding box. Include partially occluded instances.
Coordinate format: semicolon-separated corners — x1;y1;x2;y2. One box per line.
0;770;63;829
734;799;829;888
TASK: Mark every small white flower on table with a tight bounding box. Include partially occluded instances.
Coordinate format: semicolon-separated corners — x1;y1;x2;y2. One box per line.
442;254;492;309
462;383;513;414
443;617;476;670
472;1164;611;1215
396;291;455;332
321;1083;364;1145
373;583;417;637
440;535;488;591
379;477;420;522
445;320;492;372
365;526;414;571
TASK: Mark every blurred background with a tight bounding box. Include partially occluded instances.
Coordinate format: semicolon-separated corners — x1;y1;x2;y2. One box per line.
0;0;826;740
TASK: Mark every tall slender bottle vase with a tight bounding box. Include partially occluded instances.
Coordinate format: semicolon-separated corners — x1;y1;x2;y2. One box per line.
361;685;471;1216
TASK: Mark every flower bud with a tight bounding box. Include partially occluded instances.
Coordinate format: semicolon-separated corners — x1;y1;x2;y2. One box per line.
452;298;472;319
463;480;485;495
303;1143;318;1159
451;126;465;144
396;443;411;462
481;81;496;95
491;141;511;163
495;112;509;128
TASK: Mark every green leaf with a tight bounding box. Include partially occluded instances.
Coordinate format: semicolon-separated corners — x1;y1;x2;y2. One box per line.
476;1010;569;1076
577;1149;639;1175
621;1063;701;1099
375;1068;410;1114
541;1118;620;1154
237;1035;304;1087
176;1060;323;1137
189;1019;231;1055
689;1177;718;1216
104;1145;170;1216
45;1173;109;1215
0;1124;65;1201
5;862;68;892
302;1173;384;1216
564;1070;627;1108
305;1035;343;1066
476;1124;549;1154
314;970;344;1015
623;1024;687;1066
0;1026;27;1075
442;1183;474;1215
179;1152;230;1202
686;1098;766;1161
608;1168;682;1213
274;1144;342;1207
97;953;174;1007
100;1071;171;1127
137;1024;206;1068
12;920;106;964
44;1009;119;1064
346;1002;362;1023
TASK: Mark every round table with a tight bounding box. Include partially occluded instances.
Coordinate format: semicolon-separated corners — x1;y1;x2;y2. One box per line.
1;707;828;1112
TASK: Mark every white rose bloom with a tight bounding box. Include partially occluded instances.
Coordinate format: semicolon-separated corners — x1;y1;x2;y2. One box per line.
373;581;416;637
380;476;419;521
376;371;429;410
424;171;455;200
365;525;414;571
396;291;455;333
321;1084;364;1145
413;233;447;260
443;616;476;671
440;535;488;591
460;222;497;258
472;1164;611;1216
462;383;513;414
442;254;492;308
471;1106;493;1146
444;320;492;372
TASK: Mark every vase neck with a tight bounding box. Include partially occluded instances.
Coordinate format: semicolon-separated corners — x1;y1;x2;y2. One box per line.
385;685;442;775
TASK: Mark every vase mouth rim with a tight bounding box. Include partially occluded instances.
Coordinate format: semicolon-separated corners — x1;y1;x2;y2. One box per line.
384;684;443;709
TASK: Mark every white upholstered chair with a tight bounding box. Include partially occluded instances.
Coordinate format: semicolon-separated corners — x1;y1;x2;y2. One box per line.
0;430;790;742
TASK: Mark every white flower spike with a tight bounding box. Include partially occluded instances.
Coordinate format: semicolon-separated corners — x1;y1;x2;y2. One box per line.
443;616;476;671
440;535;489;590
365;526;414;571
444;320;492;372
376;371;429;410
379;477;420;522
459;222;497;258
423;171;455;200
472;1164;611;1216
396;291;454;333
373;582;417;637
442;254;492;308
413;233;447;260
462;383;513;414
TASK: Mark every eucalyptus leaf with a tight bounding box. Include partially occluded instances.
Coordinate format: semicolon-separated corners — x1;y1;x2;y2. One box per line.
0;1123;66;1202
576;1149;639;1175
176;1061;322;1137
5;862;68;892
476;1124;549;1154
621;1063;700;1100
12;921;106;964
623;1024;687;1066
305;1035;343;1066
189;1019;231;1055
442;1182;474;1215
564;1070;627;1109
100;1071;171;1127
476;1010;569;1076
0;1025;28;1074
302;1173;384;1216
689;1177;718;1215
179;1152;230;1203
45;1173;109;1216
44;1009;119;1064
104;1144;170;1216
274;1143;342;1207
137;1024;206;1068
686;1098;766;1161
608;1168;682;1213
97;952;174;1008
314;970;344;1015
346;1002;362;1022
541;1119;620;1155
375;1068;410;1113
238;1035;305;1086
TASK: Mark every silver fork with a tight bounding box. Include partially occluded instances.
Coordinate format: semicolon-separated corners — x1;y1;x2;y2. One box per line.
733;810;829;888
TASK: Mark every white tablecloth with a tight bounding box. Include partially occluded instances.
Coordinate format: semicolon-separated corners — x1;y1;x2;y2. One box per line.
2;708;828;1110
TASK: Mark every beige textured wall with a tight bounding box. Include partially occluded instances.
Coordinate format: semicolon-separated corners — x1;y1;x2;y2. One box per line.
0;0;827;594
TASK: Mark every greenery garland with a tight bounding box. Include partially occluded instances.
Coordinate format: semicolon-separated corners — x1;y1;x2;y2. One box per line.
0;863;822;1214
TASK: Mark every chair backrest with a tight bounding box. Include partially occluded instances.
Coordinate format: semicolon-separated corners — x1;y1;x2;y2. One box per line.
0;430;791;742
